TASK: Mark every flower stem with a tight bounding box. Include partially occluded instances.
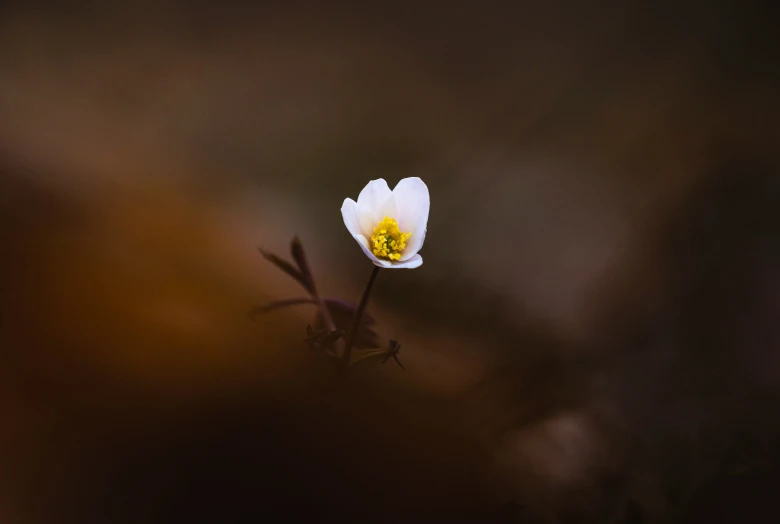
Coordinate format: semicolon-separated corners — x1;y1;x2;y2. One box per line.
343;265;380;365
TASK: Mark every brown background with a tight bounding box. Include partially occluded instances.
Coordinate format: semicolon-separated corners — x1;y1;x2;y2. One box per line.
2;1;779;522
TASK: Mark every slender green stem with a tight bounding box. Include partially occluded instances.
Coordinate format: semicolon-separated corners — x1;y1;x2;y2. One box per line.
343;265;380;365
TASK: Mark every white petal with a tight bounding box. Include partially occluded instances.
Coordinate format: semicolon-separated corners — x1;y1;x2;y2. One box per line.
356;202;377;238
377;193;397;223
389;254;423;269
355;180;393;237
356;179;393;211
391;177;429;261
343;199;391;266
357;194;397;238
341;198;362;237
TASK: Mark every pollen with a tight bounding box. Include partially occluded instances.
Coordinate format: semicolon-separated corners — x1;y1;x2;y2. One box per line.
370;217;412;262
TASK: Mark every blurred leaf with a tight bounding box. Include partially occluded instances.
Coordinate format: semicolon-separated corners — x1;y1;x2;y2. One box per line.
304;326;345;356
307;299;379;349
322;328;346;345
350;340;406;370
388;355;406;370
248;297;375;324
248;298;315;319
323;298;376;325
350;348;391;365
316;312;380;349
290;236;315;293
258;247;314;294
304;326;327;351
382;340;406;370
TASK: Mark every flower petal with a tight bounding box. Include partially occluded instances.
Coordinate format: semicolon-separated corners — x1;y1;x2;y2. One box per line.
343;199;391;266
389;254;423;269
356;202;377;238
341;198;362;237
356;179;393;211
391;177;429;261
357;194;397;238
377;193;398;223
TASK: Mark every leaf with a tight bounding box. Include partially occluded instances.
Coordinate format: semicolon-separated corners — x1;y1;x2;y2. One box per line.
304;326;327;351
382;340;406;370
315;314;380;349
248;298;316;319
350;348;392;366
389;353;406;371
321;329;346;345
249;295;379;346
314;299;379;349
351;340;406;370
250;296;375;324
304;326;345;355
258;247;314;294
290;236;315;292
322;298;376;325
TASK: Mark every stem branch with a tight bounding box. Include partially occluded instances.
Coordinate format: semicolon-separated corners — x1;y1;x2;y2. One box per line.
343;265;380;365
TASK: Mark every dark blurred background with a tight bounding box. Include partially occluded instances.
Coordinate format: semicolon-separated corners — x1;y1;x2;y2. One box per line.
2;1;779;522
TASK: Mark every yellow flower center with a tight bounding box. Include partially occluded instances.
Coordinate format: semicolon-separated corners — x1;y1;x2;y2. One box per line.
370;216;412;261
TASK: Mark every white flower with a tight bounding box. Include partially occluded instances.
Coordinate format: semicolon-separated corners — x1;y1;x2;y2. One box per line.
341;177;430;268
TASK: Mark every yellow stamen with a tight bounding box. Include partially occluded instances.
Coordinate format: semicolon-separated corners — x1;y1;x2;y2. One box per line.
370;216;412;262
